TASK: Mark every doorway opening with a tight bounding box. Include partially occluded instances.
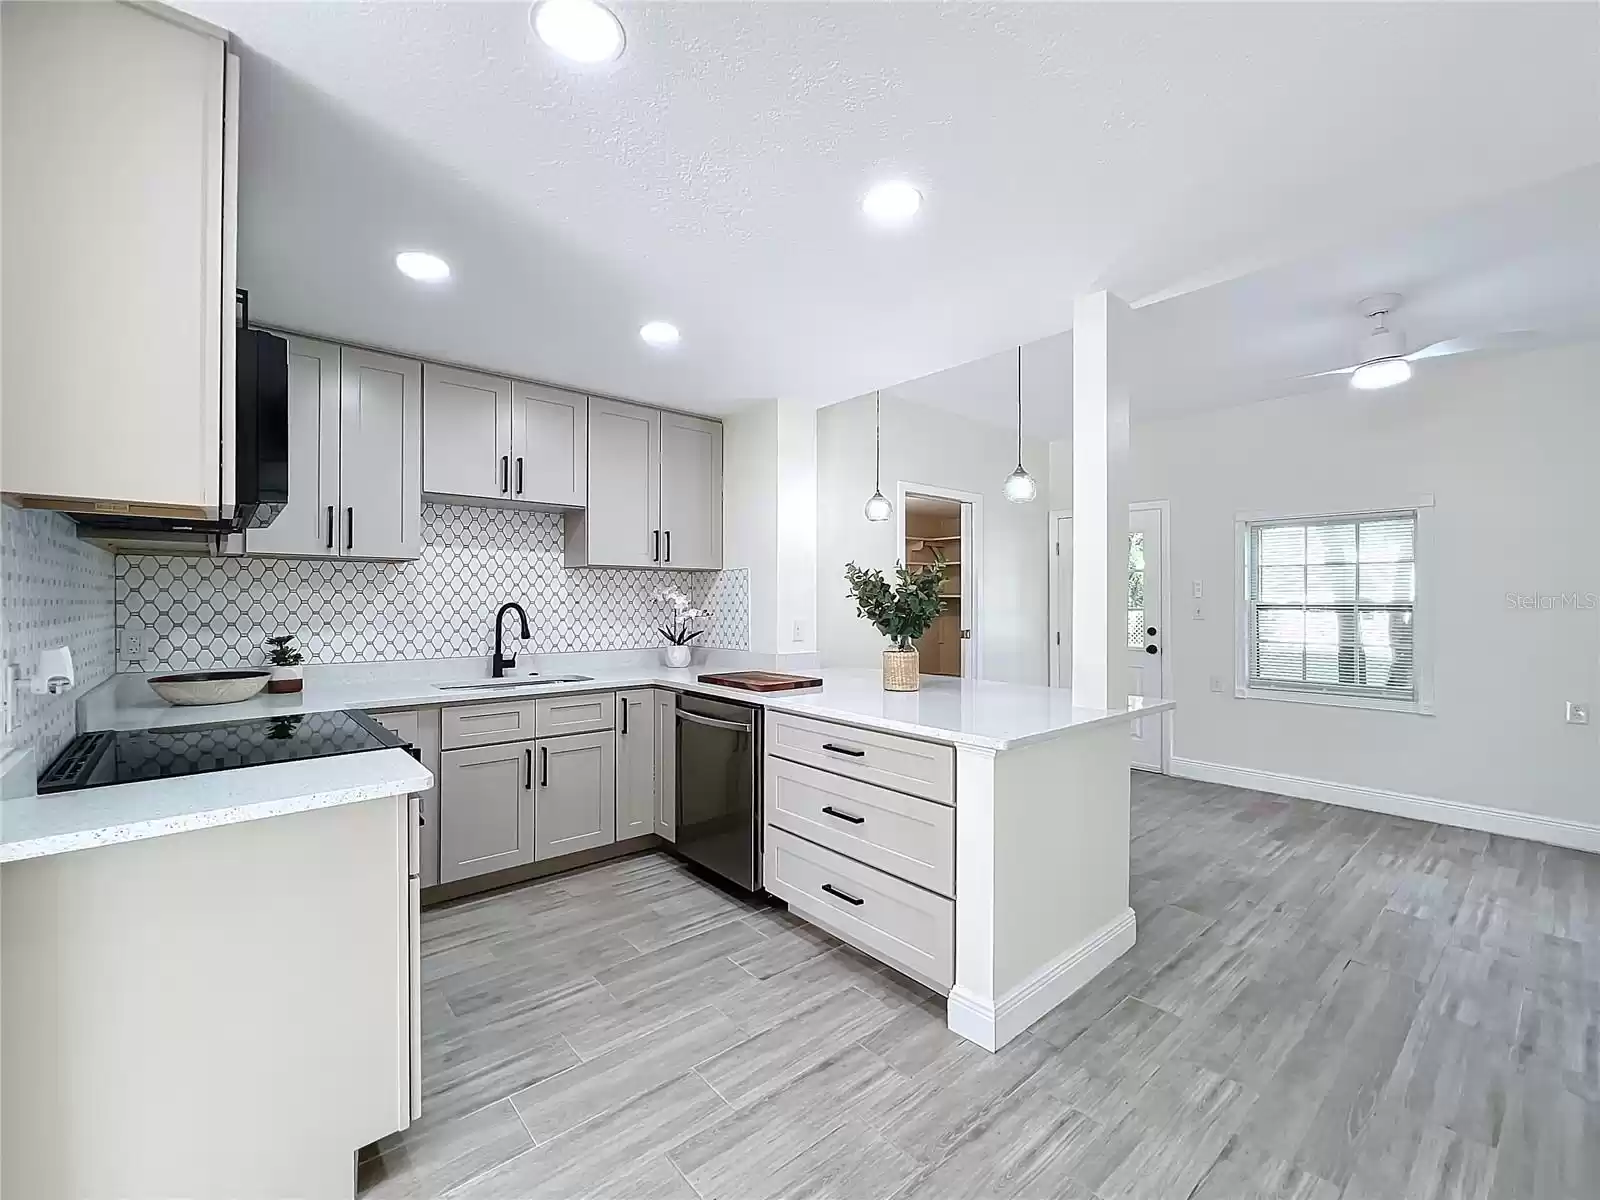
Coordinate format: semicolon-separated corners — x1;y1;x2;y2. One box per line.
897;483;982;679
1048;501;1171;772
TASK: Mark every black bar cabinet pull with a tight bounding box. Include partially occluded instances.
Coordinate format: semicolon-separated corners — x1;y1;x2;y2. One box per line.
821;806;864;825
326;505;334;550
539;745;548;787
500;455;509;494
524;747;532;789
822;884;864;906
665;530;671;562
822;743;865;758
652;530;661;562
516;457;524;495
621;700;629;735
345;507;354;551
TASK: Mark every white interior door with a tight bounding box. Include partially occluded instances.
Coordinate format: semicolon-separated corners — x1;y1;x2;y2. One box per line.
958;501;975;677
1052;506;1167;772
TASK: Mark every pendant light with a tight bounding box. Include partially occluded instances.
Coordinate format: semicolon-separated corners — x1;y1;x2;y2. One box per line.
863;391;893;522
1002;345;1038;503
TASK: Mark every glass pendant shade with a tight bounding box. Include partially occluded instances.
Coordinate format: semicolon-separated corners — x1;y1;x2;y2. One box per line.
1002;464;1038;504
1002;345;1036;504
864;390;893;522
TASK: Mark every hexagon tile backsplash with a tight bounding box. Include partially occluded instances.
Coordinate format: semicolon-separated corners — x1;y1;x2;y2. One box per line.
117;505;749;671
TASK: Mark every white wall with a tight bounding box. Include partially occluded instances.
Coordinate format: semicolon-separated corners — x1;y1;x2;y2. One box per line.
1071;340;1600;829
817;393;1050;683
722;400;817;659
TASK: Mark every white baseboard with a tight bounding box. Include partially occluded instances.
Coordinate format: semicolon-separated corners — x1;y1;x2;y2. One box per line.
948;907;1137;1051
1169;756;1600;855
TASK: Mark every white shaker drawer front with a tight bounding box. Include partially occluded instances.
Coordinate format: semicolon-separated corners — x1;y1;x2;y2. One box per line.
766;757;954;896
765;827;953;989
441;701;537;750
536;691;617;737
767;712;954;805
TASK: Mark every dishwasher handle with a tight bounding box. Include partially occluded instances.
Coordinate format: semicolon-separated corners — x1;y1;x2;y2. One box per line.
676;709;754;734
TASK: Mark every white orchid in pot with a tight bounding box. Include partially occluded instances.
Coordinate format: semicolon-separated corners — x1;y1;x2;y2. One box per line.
655;589;707;668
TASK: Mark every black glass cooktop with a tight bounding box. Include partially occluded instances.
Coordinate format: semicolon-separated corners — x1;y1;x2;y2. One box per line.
38;710;407;794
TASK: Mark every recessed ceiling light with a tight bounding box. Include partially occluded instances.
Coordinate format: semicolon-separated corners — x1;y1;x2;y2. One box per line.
395;251;450;283
862;180;923;226
531;0;625;63
1350;357;1412;390
640;321;680;348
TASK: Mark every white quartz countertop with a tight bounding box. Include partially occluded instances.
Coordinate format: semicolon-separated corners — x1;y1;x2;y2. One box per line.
0;749;431;864
81;660;1175;753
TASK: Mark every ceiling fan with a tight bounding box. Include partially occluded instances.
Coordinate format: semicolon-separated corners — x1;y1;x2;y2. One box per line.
1304;294;1537;390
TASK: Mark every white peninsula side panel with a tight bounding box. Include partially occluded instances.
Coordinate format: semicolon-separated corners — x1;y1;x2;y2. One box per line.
1;797;412;1200
947;720;1136;1050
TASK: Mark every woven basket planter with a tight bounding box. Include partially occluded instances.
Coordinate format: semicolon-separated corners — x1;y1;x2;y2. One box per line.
882;647;920;691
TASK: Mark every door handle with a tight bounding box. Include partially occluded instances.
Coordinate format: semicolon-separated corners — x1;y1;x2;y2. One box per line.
821;806;864;825
665;530;671;562
539;745;548;787
677;709;754;734
524;747;532;789
345;506;354;551
516;457;524;495
500;455;509;494
822;743;865;758
652;530;660;562
621;700;628;735
821;883;864;906
326;505;334;550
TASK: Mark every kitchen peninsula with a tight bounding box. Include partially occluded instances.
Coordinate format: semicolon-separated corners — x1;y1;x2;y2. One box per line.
81;658;1174;1051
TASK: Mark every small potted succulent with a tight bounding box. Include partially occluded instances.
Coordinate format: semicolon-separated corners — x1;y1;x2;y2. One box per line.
655;589;707;669
844;556;946;691
265;634;305;694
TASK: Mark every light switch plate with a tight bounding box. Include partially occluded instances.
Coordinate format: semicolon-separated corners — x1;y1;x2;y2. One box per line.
1191;581;1203;599
1567;701;1590;726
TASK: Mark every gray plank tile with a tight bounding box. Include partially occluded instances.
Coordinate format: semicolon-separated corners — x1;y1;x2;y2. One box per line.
594;918;769;1001
1186;1137;1339;1200
739;1122;919;1200
1342;1108;1495;1200
1030;996;1184;1124
422;1016;581;1125
450;1072;729;1200
358;1100;534;1200
508;1006;746;1143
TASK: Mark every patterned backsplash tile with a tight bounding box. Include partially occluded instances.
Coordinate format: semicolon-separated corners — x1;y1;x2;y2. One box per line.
118;504;749;671
1;507;116;763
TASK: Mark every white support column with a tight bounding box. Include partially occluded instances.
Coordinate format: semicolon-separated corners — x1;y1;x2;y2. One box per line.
1070;291;1132;709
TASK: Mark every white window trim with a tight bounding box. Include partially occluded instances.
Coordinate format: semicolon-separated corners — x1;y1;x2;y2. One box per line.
1233;496;1435;716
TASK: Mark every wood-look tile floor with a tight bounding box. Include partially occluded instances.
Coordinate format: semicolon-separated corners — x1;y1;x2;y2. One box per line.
359;773;1600;1200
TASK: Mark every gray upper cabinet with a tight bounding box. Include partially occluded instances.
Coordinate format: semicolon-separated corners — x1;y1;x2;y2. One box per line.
439;741;534;883
615;690;656;840
340;348;424;561
566;397;660;568
422;366;587;510
534;732;616;861
422;364;513;503
247;337;341;557
514;383;587;508
659;413;723;569
246;341;421;561
564;400;721;569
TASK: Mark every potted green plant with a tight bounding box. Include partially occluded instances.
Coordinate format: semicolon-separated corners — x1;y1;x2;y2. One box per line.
265;634;305;694
843;556;946;691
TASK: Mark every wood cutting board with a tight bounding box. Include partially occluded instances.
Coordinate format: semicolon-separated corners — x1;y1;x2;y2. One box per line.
697;670;824;692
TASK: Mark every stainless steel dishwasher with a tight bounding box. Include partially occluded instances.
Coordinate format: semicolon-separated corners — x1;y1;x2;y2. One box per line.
675;692;763;892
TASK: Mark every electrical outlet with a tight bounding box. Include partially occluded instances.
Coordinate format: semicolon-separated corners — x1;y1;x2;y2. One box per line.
1192;603;1204;621
1209;675;1224;694
122;623;146;661
791;620;804;644
1567;701;1590;726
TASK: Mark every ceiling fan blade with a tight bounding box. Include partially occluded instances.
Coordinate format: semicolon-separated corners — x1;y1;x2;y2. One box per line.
1298;363;1359;380
1407;330;1538;361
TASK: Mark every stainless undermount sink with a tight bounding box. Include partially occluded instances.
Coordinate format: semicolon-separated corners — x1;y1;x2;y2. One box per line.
435;675;593;691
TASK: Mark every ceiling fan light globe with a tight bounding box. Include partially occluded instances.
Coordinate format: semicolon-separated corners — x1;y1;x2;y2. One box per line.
1002;465;1038;504
1350;358;1412;390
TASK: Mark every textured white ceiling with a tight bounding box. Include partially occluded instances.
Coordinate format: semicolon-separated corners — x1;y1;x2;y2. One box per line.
890;165;1600;438
191;1;1600;416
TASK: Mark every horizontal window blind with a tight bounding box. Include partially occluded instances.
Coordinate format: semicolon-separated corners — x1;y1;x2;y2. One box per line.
1247;512;1416;701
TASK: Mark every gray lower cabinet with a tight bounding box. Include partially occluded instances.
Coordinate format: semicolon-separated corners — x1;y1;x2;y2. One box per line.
654;690;677;842
615;689;656;840
438;740;534;883
535;731;616;861
370;707;442;888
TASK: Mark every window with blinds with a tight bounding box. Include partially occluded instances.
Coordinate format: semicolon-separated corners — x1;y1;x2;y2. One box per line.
1246;512;1417;701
